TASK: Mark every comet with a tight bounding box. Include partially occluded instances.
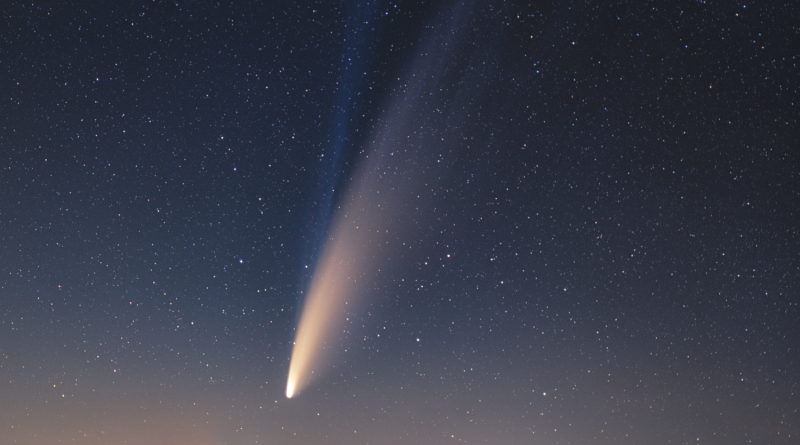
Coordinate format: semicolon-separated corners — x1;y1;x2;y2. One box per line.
286;0;472;399
285;153;395;398
286;2;386;400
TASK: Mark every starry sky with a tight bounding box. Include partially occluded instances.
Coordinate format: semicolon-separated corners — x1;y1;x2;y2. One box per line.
1;1;798;444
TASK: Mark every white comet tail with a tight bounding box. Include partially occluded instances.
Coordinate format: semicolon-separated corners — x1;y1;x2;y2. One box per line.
286;230;364;399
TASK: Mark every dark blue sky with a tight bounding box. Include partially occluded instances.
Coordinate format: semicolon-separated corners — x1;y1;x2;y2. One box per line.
1;1;797;444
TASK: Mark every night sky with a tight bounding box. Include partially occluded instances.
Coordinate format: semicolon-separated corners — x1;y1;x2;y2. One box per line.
1;1;798;444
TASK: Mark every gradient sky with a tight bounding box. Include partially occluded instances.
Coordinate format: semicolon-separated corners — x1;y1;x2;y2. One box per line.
1;1;798;444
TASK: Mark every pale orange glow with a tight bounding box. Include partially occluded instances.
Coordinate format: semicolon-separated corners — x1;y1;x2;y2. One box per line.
0;403;225;445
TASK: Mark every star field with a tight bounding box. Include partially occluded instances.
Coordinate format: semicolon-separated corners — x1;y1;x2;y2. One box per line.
1;1;798;444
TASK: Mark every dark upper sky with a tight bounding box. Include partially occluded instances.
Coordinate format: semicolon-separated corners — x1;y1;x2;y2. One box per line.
1;1;797;444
